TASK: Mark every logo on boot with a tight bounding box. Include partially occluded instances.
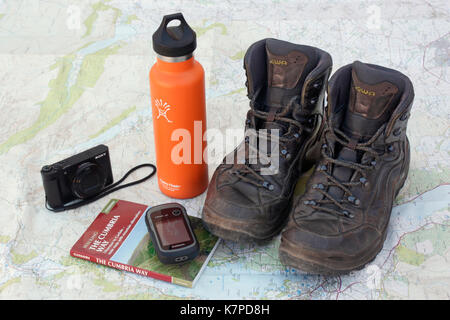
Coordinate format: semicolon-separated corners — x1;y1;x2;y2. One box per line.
355;86;376;96
269;59;288;66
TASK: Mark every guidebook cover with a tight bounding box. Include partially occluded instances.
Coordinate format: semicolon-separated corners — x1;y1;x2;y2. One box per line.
70;199;220;288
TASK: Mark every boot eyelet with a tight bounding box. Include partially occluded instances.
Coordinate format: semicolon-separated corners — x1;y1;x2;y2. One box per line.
387;145;394;152
348;196;361;206
245;136;250;143
393;128;402;136
294;133;300;138
281;149;288;155
321;143;328;149
318;165;327;171
400;113;409;121
313;183;324;190
359;177;368;187
371;160;377;167
310;98;317;105
312;81;322;89
342;210;354;218
262;181;274;191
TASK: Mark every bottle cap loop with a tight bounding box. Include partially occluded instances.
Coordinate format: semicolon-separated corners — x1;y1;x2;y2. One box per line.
152;13;197;58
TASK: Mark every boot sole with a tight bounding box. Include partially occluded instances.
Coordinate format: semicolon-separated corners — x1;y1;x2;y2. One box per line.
202;201;292;244
279;233;384;275
279;142;411;275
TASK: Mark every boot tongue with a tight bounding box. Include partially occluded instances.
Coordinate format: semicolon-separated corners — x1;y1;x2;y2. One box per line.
328;62;402;207
262;39;316;134
341;61;402;141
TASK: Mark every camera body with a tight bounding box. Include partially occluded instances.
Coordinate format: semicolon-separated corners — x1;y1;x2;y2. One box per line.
41;145;114;209
145;203;200;264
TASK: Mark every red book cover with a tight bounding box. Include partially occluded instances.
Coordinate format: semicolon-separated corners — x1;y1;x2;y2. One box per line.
70;199;220;288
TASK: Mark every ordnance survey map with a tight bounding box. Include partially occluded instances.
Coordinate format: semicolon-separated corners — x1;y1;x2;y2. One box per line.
0;0;448;299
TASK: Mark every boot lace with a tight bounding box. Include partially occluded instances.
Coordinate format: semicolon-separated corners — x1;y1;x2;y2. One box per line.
231;87;309;190
302;122;386;218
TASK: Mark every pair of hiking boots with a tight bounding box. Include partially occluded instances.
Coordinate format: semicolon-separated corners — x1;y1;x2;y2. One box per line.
202;38;414;275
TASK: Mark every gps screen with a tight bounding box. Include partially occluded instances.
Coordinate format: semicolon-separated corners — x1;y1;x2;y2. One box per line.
154;209;192;248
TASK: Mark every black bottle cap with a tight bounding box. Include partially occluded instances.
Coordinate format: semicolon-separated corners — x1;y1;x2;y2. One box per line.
152;13;197;57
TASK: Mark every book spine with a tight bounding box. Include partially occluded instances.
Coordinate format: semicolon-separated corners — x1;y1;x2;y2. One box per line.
70;250;175;285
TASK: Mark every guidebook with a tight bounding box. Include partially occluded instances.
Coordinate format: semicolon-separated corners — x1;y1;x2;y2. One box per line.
70;199;220;288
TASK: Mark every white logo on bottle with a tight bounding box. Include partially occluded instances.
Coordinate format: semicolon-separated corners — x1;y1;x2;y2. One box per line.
154;99;173;123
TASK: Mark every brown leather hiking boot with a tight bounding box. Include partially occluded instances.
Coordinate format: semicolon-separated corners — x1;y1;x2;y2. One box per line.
279;61;415;274
202;38;332;242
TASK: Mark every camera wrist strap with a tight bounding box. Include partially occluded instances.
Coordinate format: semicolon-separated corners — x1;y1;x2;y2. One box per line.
45;163;156;212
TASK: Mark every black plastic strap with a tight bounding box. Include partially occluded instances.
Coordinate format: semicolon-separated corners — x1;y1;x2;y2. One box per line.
45;163;156;212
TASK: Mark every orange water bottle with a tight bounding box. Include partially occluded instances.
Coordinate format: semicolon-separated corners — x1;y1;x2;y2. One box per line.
150;13;208;199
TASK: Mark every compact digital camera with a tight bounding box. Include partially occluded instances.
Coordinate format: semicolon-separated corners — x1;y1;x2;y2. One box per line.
41;145;114;209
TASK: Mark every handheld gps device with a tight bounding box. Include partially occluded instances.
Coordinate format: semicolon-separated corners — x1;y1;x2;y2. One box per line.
145;203;200;264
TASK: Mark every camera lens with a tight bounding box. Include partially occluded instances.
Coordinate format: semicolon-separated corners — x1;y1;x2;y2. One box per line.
172;209;182;216
72;162;107;199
